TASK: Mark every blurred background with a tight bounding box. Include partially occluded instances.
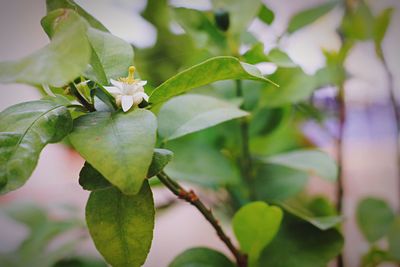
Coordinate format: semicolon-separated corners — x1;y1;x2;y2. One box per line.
0;0;400;266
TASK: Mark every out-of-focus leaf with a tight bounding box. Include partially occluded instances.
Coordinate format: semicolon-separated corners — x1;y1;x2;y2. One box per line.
388;216;400;261
250;107;287;136
261;149;338;181
0;10;90;87
69;110;157;195
0;101;72;194
86;183;154;267
259;214;344;267
252;164;308;202
243;44;296;67
53;258;107;267
4;203;47;229
279;199;342;230
258;4;275;25
374;7;394;47
149;56;277;105
356;197;395;243
213;0;261;35
46;0;108;32
158;94;248;141
259;68;317;107
288;1;338;33
233;201;283;265
168;247;235;267
341;1;374;40
165;134;240;188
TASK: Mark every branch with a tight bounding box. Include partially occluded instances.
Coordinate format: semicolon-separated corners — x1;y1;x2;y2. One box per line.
156;171;248;267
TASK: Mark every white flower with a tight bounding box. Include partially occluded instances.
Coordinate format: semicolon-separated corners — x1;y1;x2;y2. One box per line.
104;66;149;112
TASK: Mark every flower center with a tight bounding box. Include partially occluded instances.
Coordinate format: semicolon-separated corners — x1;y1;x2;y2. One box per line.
119;66;136;84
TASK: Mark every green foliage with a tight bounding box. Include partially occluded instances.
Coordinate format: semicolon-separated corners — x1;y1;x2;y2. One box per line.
169;247;235;267
243;44;296;68
233;202;283;266
258;4;275;25
259;214;344;267
0;9;90;87
287;1;338;33
388;217;400;261
149;56;277;105
69;110;157;195
158;94;248;141
86;183;154;267
373;7;394;50
0;101;72;194
261;149;338;181
356;198;395;243
341;1;375;41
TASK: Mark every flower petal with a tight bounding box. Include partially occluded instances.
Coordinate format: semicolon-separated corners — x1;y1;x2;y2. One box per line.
121;95;134;112
137;80;147;87
104;86;122;96
133;92;149;105
110;79;123;89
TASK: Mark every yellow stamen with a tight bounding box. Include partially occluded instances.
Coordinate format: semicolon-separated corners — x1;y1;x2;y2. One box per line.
120;66;136;84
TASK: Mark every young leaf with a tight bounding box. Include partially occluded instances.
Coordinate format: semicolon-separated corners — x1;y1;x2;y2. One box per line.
341;1;374;41
388;217;400;261
69;109;157;195
86;182;154;267
261;149;338;181
0;100;72;194
158;94;248;141
287;1;338;33
79;149;174;191
373;7;394;47
233;201;283;266
0;9;90;87
46;0;109;32
149;56;277;105
259;214;344;267
169;247;235;267
258;4;275;25
85;28;134;84
243;44;296;67
356;198;395;243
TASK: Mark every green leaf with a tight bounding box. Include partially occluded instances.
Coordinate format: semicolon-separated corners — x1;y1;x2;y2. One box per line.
249;107;287;136
169;247;235;267
165;133;240;188
69;109;157;195
4;203;48;230
46;0;108;32
259;214;344;267
147;148;174;178
149;56;277;105
388;216;400;261
233;202;283;266
79;149;173;191
341;1;374;41
0;9;90;87
261;149;338;181
373;7;394;47
252;163;308;202
53;258;107;267
158;94;248;141
279;199;342;230
259;68;317;107
287;1;338;33
86;28;134;84
356;198;395;243
243;44;296;67
258;4;274;25
0;100;72;194
86;182;154;267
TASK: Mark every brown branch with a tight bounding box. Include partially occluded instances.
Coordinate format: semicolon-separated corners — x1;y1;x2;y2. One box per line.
157;171;248;267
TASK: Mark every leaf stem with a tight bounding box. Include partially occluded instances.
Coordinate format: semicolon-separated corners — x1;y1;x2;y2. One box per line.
156;171;248;267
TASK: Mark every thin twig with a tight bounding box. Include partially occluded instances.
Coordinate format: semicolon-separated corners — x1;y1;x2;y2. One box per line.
157;171;248;267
